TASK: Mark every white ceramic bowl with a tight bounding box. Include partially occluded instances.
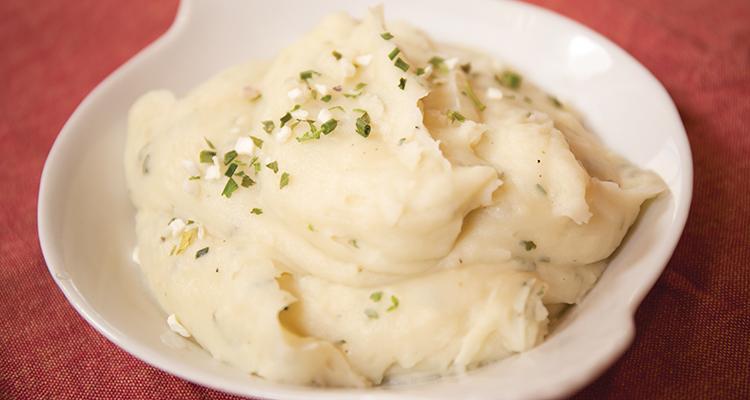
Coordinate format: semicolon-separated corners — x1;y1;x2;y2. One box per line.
37;0;692;399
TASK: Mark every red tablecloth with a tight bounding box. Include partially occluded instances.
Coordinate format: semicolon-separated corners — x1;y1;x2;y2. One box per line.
1;0;748;399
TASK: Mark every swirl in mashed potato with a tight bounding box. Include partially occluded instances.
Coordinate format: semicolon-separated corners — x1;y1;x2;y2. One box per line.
124;7;665;387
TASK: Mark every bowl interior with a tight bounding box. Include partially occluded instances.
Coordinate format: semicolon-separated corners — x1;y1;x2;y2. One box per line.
38;0;692;399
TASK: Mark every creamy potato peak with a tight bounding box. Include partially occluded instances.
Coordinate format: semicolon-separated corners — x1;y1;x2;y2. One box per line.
124;8;664;387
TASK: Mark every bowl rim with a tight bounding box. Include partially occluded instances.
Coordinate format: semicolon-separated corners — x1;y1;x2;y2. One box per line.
37;0;693;399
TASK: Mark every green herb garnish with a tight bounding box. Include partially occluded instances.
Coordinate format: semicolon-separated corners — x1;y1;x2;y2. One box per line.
364;309;379;319
386;295;399;312
250;136;263;149
250;208;263;215
320;119;338;135
394;58;409;72
380;32;394;40
535;183;547;195
447;110;466;123
415;67;425;76
188;175;200;180
307;224;315;231
355;82;368;90
221;177;239;198
262;120;275;133
279;172;290;189
280;112;292;127
331;50;342;60
355;112;371;138
321;94;332;102
388;47;400;60
370;291;383;302
199;150;216;164
299;70;319;81
266;161;278;173
204;137;216;149
463;83;486;111
223;150;238;165
398;137;406;145
349;239;359;248
195;247;209;259
224;163;238;177
495;70;522;89
329;105;345;112
520;240;537;251
398;77;406;90
241;175;255;187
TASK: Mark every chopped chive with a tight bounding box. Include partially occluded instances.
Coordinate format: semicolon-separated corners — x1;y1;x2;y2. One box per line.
428;56;444;68
188;175;200;180
223;150;238;165
328;105;345;112
415;67;425;76
349;239;359;248
262;120;275;133
355;112;371;138
266;161;278;173
221;177;239;198
280;112;292;127
241;175;255;187
250;208;263;215
370;291;383;302
495;70;522;89
352;108;367;114
394;58;409;72
463;84;486;111
364;309;379;319
204;137;216;149
250;136;264;149
224;163;238;177
398;137;406;145
355;82;367;90
320;119;338;135
520;240;537;251
388;47;400;60
199;150;216;163
307;223;315;231
321;94;332;102
380;32;394;40
398;77;406;90
279;172;290;189
386;295;399;312
195;247;209;259
343;92;363;99
331;50;342;60
299;70;319;81
447;110;466;123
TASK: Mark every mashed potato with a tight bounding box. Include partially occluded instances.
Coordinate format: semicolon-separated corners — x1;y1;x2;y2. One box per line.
124;7;664;387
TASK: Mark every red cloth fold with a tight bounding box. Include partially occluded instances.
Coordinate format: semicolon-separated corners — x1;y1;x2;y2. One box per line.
1;0;748;398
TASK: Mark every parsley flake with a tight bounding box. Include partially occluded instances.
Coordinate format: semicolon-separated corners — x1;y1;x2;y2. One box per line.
280;112;292;127
331;50;342;60
241;175;255;187
224;163;238;177
364;309;379;319
321;94;332;102
380;32;394;40
398;77;406;90
250;208;263;215
370;291;383;302
299;70;320;81
415;67;425;76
